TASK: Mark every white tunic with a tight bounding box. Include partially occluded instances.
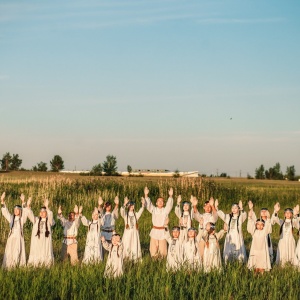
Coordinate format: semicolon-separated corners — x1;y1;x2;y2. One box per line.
146;197;173;240
183;234;202;270
175;205;191;241
81;216;103;264
102;241;123;278
217;210;247;263
272;214;299;265
164;229;184;271
58;214;81;245
100;208;119;241
1;205;29;269
201;229;225;272
192;210;218;230
27;209;55;267
120;206;144;261
247;218;271;271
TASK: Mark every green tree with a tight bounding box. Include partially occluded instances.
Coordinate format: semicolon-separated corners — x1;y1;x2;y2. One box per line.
266;162;283;180
33;161;48;172
255;164;265;179
91;163;103;176
10;154;22;170
102;155;118;176
50;155;64;172
1;152;12;171
173;169;180;178
127;165;132;175
286;165;296;181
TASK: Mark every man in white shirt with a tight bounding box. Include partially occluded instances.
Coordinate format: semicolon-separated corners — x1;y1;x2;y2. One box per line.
145;187;173;258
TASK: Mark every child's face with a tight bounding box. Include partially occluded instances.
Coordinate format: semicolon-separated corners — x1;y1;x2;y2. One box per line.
14;207;21;216
129;205;135;211
105;205;112;212
284;211;293;219
156;198;164;208
188;230;196;238
112;235;120;246
68;212;75;222
92;213;98;220
231;206;239;214
203;203;212;213
172;230;180;239
256;222;264;230
260;210;268;218
40;210;47;218
183;203;190;211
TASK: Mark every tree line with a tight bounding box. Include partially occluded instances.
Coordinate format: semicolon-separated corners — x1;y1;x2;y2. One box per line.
255;162;297;181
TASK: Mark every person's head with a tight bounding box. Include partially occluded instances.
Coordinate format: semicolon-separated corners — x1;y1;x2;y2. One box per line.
128;202;135;211
256;219;265;230
92;209;99;220
203;201;212;213
105;202;112;212
284;208;293;219
260;208;269;219
231;203;240;215
39;207;48;219
68;212;75;222
182;201;190;212
156;197;164;209
187;227;197;238
207;222;216;235
111;233;121;246
13;205;22;216
172;226;180;238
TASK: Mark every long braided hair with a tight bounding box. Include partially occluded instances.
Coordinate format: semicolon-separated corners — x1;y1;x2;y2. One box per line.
279;208;294;236
228;204;240;233
36;217;50;238
126;203;138;230
9;206;23;237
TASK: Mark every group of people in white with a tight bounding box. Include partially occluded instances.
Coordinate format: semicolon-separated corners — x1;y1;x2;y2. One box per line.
1;187;300;277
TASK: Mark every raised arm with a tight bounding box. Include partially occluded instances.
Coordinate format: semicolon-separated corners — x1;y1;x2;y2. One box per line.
120;197;129;219
271;203;281;226
165;188;174;215
175;196;182;218
239;201;247;223
215;199;227;222
101;236;111;251
113;196;119;219
144;187;154;214
247;210;256;235
57;205;67;226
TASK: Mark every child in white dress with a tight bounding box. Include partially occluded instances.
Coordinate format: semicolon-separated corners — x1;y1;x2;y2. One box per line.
183;227;202;270
175;195;191;242
120;197;145;261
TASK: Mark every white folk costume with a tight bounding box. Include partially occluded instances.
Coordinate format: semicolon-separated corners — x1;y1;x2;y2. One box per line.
81;215;103;264
217;209;247;263
120;205;144;261
102;240;123;278
27;208;55;267
192;210;218;230
272;213;299;265
146;196;173;257
100;207;119;242
247;218;271;271
175;204;191;241
183;230;202;270
58;214;81;264
252;210;274;262
1;204;29;269
164;228;184;271
201;228;225;272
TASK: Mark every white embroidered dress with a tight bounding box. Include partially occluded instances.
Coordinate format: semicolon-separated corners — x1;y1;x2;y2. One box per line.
175;205;191;241
102;240;123;278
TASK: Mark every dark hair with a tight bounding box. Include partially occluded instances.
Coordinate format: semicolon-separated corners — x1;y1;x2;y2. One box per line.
36;217;50;238
126;207;138;230
228;212;240;233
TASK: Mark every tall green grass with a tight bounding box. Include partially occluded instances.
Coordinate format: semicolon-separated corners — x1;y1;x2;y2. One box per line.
0;176;300;299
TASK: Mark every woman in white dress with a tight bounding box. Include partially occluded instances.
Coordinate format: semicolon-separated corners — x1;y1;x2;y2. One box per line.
247;209;271;273
120;197;145;261
272;203;299;265
101;233;123;278
1;192;30;269
175;196;191;242
81;206;103;264
215;200;247;263
27;199;55;267
201;222;226;272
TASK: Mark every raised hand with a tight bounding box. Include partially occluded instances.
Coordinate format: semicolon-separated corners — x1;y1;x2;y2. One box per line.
266;210;270;219
20;193;25;204
177;195;182;205
79;206;83;214
98;196;103;207
191;196;198;207
58;205;62;215
214;199;219;209
114;196;119;205
209;197;214;207
27;197;32;207
74;205;79;214
168;188;173;198
274;202;280;213
124;197;129;206
144;187;149;197
248;200;253;210
238;200;243;211
293;205;299;216
44;198;49;209
141;197;146;207
1;192;5;204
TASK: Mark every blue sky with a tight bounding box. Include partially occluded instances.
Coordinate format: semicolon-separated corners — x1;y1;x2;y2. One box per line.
1;0;300;176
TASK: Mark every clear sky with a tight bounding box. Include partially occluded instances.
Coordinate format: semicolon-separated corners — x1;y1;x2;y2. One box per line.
1;0;300;176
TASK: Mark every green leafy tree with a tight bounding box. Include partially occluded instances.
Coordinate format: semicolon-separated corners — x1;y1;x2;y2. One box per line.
102;155;118;176
1;152;12;171
50;155;64;172
255;164;265;179
286;165;296;181
33;161;48;172
10;154;22;170
127;165;132;175
91;163;103;176
265;162;283;180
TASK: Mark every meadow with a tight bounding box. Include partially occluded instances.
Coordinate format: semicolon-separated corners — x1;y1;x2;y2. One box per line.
1;173;300;300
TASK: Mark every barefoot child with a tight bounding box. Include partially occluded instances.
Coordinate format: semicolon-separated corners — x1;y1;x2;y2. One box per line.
81;206;103;264
101;233;123;278
215;200;247;263
1;193;30;269
27;199;55;267
247;209;272;273
175;195;191;241
120;197;145;261
145;187;174;258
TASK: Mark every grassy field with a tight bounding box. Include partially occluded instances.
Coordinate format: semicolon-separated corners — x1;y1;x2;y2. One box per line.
1;172;300;299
